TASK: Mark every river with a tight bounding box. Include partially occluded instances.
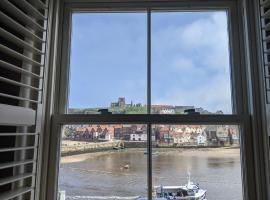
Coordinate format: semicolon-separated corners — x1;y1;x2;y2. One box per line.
59;148;242;200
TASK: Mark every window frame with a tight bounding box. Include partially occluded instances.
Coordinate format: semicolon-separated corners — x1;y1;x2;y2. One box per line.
45;1;256;200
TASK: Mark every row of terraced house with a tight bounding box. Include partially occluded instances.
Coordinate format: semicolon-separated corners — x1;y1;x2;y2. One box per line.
64;124;240;147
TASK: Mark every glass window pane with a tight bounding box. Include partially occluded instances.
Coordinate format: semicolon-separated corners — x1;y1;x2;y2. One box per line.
152;11;232;114
151;124;242;200
59;124;147;199
68;13;147;114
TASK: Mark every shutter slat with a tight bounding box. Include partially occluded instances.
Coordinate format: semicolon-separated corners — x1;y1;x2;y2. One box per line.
0;76;41;91
264;35;270;42
0;60;42;79
0;160;35;170
0;133;38;136
12;0;47;20
0;93;40;103
0;146;36;153
0;11;44;43
0;173;34;186
262;8;270;18
261;0;270;7
0;44;43;67
0;27;43;55
265;49;270;54
0;187;33;200
0;1;45;32
263;22;270;30
0;104;36;126
34;0;48;9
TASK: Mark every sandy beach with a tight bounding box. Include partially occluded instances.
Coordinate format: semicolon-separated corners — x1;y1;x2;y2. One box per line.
61;148;240;164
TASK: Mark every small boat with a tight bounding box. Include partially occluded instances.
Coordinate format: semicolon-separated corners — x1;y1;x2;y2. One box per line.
123;164;130;169
144;151;158;155
154;173;206;200
138;173;206;200
154;183;206;200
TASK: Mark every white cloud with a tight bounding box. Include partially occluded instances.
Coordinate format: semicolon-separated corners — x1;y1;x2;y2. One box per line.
181;13;228;46
180;12;230;71
152;12;232;113
171;57;195;70
153;12;230;71
153;74;232;113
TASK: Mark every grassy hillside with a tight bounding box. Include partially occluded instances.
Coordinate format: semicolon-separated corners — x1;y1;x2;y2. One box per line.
69;106;147;114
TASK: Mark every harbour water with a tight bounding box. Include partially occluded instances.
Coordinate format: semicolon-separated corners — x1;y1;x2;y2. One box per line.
59;148;242;200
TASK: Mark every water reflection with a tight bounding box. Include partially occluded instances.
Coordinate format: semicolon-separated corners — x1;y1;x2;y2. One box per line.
207;157;235;168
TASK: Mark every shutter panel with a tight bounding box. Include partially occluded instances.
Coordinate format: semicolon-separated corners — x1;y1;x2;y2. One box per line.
0;0;49;199
260;0;270;137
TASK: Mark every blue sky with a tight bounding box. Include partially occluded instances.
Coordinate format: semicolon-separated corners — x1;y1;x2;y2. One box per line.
69;11;232;113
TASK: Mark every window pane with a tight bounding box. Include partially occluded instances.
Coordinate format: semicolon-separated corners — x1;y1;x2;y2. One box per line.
152;11;232;114
68;13;147;114
151;124;242;200
59;124;147;199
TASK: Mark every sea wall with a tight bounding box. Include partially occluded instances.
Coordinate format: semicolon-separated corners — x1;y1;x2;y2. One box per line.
125;141;239;148
123;141;147;148
61;140;120;156
61;140;239;156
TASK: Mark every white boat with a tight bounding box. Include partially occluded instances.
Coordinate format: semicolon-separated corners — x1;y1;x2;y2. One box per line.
138;173;206;200
154;183;206;200
154;173;206;200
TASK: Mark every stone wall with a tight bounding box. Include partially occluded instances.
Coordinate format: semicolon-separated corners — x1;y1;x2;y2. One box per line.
123;141;147;148
61;140;240;156
61;140;120;156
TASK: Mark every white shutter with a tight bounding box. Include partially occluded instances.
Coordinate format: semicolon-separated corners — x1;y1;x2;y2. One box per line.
0;0;49;199
260;0;270;138
260;0;270;103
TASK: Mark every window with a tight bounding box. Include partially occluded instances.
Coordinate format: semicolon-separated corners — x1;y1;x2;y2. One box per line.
68;13;147;114
48;1;252;200
151;124;242;200
151;11;232;114
59;124;148;198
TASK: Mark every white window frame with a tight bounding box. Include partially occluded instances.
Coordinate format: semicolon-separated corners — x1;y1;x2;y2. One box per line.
41;0;263;200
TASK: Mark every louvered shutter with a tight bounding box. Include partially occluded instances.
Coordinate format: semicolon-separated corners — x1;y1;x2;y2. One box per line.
0;0;49;199
260;0;270;137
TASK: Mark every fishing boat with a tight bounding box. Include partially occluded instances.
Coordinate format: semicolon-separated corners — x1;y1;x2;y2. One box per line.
154;173;206;200
137;173;206;200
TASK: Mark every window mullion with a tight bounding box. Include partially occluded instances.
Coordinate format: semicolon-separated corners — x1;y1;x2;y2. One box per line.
147;10;151;114
147;8;153;200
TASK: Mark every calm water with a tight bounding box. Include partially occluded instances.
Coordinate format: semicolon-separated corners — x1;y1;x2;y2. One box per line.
59;148;242;200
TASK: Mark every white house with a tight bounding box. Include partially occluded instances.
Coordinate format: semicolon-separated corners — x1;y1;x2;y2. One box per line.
130;133;147;141
99;133;113;141
184;126;204;134
174;136;191;144
197;132;207;146
159;109;175;114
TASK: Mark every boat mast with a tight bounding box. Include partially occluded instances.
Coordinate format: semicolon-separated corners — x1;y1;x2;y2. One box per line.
187;172;191;186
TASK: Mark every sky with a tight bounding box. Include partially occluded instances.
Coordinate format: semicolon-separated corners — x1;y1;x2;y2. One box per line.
69;11;232;113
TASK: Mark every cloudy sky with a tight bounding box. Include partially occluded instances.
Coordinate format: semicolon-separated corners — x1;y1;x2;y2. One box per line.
69;11;232;113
